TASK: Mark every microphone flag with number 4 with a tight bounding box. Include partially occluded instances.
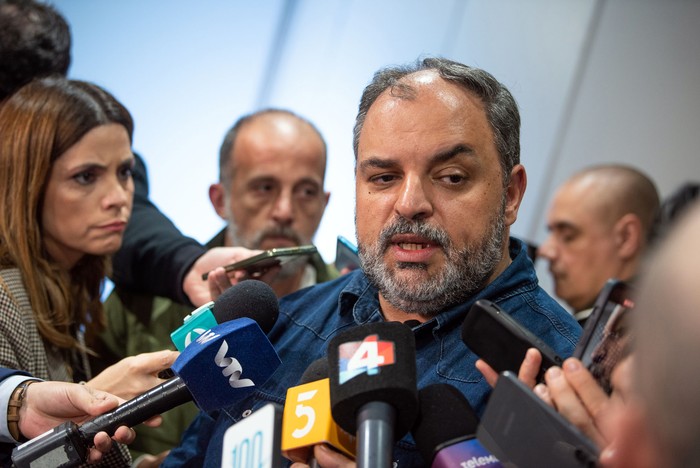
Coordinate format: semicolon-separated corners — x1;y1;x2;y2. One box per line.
328;321;418;439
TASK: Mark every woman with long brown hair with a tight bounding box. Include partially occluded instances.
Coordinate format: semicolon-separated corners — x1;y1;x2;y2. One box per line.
0;77;176;428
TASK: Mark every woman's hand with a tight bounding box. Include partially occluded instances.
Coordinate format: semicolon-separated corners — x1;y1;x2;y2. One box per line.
87;349;178;400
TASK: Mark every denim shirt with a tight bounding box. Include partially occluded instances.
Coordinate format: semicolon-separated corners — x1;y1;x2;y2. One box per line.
164;238;581;467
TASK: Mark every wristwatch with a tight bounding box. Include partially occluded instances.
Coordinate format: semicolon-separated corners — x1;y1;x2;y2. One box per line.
7;380;40;442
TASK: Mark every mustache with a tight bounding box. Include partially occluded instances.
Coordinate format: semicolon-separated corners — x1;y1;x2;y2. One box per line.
377;217;451;251
251;225;303;247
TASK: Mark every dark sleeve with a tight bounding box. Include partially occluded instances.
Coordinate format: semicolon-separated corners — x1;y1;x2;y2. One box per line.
0;368;30;381
111;153;205;305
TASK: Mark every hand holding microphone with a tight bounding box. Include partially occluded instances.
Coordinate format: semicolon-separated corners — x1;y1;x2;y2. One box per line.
12;280;281;468
86;349;179;400
9;380;137;464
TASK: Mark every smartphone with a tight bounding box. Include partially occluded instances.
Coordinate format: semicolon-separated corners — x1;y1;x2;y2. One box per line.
201;245;318;280
477;371;599;468
461;299;563;382
573;279;634;394
334;236;360;272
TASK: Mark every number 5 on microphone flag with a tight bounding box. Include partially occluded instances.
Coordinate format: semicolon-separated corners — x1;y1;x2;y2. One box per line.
281;378;356;457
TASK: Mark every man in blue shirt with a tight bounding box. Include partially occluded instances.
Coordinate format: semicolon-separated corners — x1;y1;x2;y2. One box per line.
166;57;581;467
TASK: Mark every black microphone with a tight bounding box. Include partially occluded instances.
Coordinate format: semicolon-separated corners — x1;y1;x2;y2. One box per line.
299;358;330;383
171;278;279;350
11;281;280;468
412;383;502;467
328;322;418;468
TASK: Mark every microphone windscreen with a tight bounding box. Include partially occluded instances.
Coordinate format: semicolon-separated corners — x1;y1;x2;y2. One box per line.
172;318;281;411
298;358;329;385
412;383;479;463
212;279;279;332
328;321;418;438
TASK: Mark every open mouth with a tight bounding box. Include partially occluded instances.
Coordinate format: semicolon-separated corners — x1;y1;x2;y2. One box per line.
397;242;431;250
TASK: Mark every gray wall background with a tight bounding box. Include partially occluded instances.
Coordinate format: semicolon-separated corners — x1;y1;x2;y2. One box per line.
53;0;700;304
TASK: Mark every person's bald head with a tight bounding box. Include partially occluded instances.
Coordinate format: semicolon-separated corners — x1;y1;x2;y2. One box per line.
565;165;660;238
538;165;659;312
209;108;329;252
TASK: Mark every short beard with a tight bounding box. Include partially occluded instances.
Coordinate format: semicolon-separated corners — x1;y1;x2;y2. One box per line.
358;198;507;317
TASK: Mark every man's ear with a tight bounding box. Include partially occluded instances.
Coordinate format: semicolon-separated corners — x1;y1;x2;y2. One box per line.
208;183;228;220
613;213;643;260
504;164;527;226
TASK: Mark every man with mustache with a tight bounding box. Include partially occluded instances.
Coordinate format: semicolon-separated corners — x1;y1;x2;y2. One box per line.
206;109;334;296
98;108;334;463
164;57;582;467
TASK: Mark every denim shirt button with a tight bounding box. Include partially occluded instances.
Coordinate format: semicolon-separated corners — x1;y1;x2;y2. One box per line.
241;409;253;418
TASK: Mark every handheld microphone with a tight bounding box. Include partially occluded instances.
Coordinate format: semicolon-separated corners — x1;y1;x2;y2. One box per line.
412;384;502;468
221;403;283;468
12;282;281;468
281;359;355;464
328;322;418;468
171;279;279;350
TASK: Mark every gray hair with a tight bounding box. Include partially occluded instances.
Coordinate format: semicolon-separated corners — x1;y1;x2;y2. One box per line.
353;57;520;184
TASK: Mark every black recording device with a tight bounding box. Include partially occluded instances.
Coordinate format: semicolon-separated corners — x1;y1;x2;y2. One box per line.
461;299;563;382
202;245;317;280
573;279;634;394
477;371;599;468
12;379;190;468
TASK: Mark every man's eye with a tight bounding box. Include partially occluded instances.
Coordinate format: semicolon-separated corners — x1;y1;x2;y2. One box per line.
441;174;465;184
560;232;577;243
253;183;274;193
118;164;133;181
297;186;320;198
370;174;396;184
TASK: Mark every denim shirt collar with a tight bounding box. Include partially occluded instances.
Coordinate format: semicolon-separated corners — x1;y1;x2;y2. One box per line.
337;237;538;336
